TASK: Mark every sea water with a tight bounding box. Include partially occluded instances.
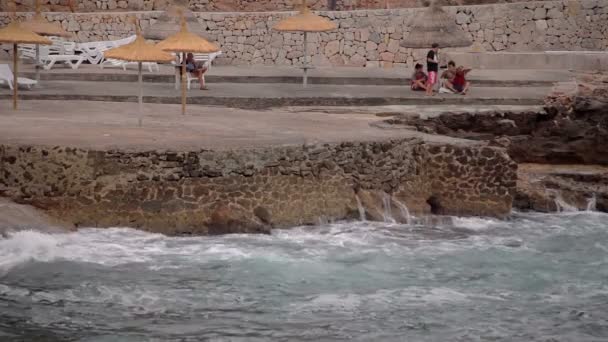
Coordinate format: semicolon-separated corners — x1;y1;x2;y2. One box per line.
1;212;608;341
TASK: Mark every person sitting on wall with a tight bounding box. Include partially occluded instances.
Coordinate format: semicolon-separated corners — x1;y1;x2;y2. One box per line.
439;61;457;93
452;66;472;95
185;53;208;90
411;63;428;91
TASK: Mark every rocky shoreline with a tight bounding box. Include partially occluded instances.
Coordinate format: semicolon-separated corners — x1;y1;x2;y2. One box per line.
381;72;608;213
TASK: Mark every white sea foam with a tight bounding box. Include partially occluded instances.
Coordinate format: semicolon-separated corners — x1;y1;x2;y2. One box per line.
1;212;607;277
0;230;64;275
452;217;501;231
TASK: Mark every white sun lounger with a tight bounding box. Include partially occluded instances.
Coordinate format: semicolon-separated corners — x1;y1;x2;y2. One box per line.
19;39;85;70
77;35;137;65
100;58;160;72
0;64;37;90
41;54;85;70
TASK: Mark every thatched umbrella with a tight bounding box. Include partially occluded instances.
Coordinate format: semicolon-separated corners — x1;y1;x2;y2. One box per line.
156;12;220;115
21;0;72;86
0;15;52;110
401;0;471;48
104;18;174;126
144;1;210;90
273;0;337;87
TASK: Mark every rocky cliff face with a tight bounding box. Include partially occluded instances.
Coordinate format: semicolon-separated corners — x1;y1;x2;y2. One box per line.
384;72;608;213
0;139;516;235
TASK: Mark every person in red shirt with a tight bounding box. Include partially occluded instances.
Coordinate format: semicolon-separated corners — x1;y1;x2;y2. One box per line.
411;63;428;91
452;66;472;95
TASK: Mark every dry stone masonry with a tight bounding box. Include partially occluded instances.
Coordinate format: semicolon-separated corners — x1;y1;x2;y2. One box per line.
0;139;516;235
5;0;559;12
2;0;606;67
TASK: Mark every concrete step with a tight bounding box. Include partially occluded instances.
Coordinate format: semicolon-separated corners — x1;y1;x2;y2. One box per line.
20;71;554;87
1;81;549;109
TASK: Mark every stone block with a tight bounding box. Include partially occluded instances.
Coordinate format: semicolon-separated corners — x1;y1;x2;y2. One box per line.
328;54;345;66
365;60;380;68
356;28;369;42
379;52;394;62
535;20;548;31
469;22;481;32
581;0;597;9
456;11;470;25
348;54;366;67
365;40;377;52
369;32;381;44
547;7;565;19
324;40;340;56
534;8;547;20
387;39;400;53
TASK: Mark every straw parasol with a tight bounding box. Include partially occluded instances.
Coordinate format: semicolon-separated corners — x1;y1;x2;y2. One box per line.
0;3;52;110
273;0;337;87
21;0;72;86
104;18;174;126
400;0;471;48
156;11;220;115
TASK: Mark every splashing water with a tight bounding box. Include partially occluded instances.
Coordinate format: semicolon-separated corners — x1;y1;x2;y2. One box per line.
382;192;396;223
586;193;597;212
393;198;412;224
554;193;579;212
355;194;366;221
1;212;608;341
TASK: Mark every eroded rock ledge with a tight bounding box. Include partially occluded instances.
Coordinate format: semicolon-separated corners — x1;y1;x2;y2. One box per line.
383;72;608;213
0;138;516;235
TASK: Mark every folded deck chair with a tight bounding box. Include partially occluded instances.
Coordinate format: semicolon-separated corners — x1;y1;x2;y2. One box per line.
0;64;37;89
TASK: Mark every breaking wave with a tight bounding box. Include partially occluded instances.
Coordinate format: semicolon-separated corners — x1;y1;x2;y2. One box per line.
1;212;608;341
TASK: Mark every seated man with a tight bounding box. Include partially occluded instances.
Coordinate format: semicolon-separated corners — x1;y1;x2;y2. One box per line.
410;63;428;91
452;66;472;95
185;53;208;90
440;60;457;93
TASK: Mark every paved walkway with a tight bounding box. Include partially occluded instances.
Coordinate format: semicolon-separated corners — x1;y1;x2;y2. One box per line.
13;64;574;86
0;100;517;151
0;80;549;107
16;64;573;81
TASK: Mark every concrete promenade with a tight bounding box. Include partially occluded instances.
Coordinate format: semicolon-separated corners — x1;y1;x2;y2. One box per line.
16;64;574;86
0;80;551;108
0;66;557;149
0;100;539;151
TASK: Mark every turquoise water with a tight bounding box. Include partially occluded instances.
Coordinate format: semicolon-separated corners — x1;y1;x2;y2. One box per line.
1;212;608;341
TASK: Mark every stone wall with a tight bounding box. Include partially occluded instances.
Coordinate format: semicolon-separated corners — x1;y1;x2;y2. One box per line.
2;0;606;67
0;139;516;235
5;0;555;12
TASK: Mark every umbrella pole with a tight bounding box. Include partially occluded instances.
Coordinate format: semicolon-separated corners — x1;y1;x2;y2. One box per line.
138;61;143;127
181;52;186;115
175;54;180;90
13;44;18;110
35;44;40;87
303;31;308;88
